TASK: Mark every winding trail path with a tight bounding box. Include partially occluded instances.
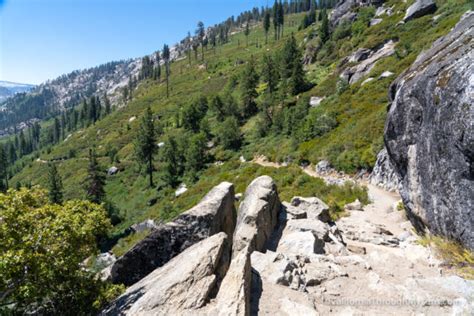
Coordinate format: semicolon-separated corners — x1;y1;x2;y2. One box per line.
250;158;474;315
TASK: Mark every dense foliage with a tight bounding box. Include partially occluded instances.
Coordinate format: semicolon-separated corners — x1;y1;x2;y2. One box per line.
0;188;123;314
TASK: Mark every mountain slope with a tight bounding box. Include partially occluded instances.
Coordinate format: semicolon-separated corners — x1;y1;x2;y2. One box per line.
0;80;35;103
6;0;473;255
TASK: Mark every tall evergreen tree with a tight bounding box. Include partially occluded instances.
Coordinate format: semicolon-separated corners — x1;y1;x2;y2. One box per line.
319;8;330;43
244;20;251;47
162;44;171;98
261;54;279;94
184;132;207;180
240;56;259;117
278;1;285;38
53;118;61;143
154;51;161;81
134;106;158;187
273;0;279;40
263;10;271;44
86;148;106;204
89;96;98;123
104;94;111;116
161;135;179;187
196;21;205;61
0;145;8;192
47;163;63;204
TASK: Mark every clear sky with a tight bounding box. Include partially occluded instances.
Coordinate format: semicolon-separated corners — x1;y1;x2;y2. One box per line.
0;0;270;85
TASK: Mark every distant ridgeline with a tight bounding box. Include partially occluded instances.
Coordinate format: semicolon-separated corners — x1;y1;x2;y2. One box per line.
0;0;333;163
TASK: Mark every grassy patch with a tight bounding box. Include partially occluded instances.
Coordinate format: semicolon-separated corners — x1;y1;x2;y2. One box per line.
418;235;474;279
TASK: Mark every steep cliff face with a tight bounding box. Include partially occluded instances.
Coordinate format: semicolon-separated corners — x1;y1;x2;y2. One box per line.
385;11;474;249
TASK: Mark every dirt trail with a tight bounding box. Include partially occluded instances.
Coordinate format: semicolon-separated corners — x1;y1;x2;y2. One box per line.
250;159;474;315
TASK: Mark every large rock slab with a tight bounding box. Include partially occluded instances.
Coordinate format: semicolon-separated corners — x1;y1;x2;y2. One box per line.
370;148;400;192
385;11;474;249
207;246;252;316
404;0;437;22
110;182;236;285
290;196;331;222
101;232;231;315
233;176;281;256
277;231;322;255
341;40;396;84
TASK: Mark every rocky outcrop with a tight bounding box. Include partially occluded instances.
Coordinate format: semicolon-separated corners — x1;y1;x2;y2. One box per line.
370;148;401;192
289;196;331;222
340;40;396;84
404;0;437;22
102;232;232;315
330;0;385;26
110;182;236;285
102;173;474;315
233;176;281;256
208;246;252;316
384;11;474;249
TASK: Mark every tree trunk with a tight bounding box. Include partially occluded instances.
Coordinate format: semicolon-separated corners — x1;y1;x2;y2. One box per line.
148;155;154;187
166;63;170;98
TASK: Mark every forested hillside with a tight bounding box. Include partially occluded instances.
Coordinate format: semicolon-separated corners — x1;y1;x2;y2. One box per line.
1;0;473;313
1;0;471;260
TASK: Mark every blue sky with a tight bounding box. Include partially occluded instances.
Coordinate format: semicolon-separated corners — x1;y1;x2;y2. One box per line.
0;0;269;85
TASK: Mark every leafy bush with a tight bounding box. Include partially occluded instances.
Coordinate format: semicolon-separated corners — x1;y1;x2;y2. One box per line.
0;188;121;314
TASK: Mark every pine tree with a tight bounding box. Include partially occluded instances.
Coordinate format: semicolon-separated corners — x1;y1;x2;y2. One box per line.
278;1;285;38
261;54;279;94
154;51;161;81
244;20;251;47
240;56;259;117
53;118;61;143
273;0;279;40
319;8;330;43
217;117;241;150
263;10;271;44
196;21;205;61
163;44;171;98
0;145;8;192
89;96;97;123
86;148;106;204
279;33;306;94
104;94;111;115
161;135;179;187
185;132;207;180
134;106;158;187
47;163;63;204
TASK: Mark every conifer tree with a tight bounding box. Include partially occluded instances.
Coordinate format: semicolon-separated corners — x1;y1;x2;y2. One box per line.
86;148;106;204
104;94;111;115
154;51;161;81
273;0;279;40
278;1;285;38
47;163;63;204
135;106;158;187
244;20;251;47
240;56;259;117
263;10;271;44
319;8;330;43
196;21;205;61
161;135;179;187
0;145;8;192
53;118;61;143
185;132;207;180
162;44;171;98
261;54;279;94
